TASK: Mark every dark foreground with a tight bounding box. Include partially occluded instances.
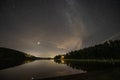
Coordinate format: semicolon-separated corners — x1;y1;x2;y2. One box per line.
36;67;120;80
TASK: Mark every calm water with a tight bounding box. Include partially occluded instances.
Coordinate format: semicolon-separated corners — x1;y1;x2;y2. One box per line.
0;60;85;80
0;60;120;80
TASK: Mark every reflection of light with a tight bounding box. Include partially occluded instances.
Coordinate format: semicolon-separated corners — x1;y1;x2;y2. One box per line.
24;60;32;63
32;77;34;80
50;59;54;62
61;55;65;64
61;59;65;64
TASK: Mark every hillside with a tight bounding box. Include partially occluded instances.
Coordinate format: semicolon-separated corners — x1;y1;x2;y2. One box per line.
0;47;36;70
54;40;120;60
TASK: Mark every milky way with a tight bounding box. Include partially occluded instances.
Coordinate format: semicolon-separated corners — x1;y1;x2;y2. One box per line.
0;0;120;57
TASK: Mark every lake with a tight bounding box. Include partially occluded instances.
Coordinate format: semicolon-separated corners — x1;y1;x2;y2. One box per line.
0;60;85;80
0;59;120;80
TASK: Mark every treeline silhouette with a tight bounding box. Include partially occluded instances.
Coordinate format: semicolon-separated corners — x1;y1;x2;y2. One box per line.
54;40;120;59
0;47;36;70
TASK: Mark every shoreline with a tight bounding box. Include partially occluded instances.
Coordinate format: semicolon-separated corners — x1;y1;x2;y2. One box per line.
34;67;120;80
33;73;85;80
55;59;120;62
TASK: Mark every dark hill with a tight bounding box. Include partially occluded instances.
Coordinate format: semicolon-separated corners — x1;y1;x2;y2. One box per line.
0;47;36;70
54;40;120;59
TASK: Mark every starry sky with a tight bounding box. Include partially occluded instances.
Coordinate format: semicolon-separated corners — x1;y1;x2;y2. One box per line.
0;0;120;57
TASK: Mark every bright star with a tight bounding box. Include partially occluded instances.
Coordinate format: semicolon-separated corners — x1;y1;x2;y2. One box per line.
37;42;40;45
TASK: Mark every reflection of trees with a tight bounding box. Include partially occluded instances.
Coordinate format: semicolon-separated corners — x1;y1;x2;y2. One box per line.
54;59;62;64
54;59;65;64
24;59;35;63
54;59;120;71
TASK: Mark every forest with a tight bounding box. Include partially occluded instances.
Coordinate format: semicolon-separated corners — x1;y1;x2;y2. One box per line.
0;47;36;70
54;40;120;60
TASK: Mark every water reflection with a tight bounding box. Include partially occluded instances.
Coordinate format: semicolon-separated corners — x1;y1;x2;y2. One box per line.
1;59;120;80
0;60;83;80
54;59;120;71
0;59;35;70
53;59;120;80
24;59;35;64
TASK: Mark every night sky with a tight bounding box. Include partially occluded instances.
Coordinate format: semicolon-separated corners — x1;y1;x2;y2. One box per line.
0;0;120;57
